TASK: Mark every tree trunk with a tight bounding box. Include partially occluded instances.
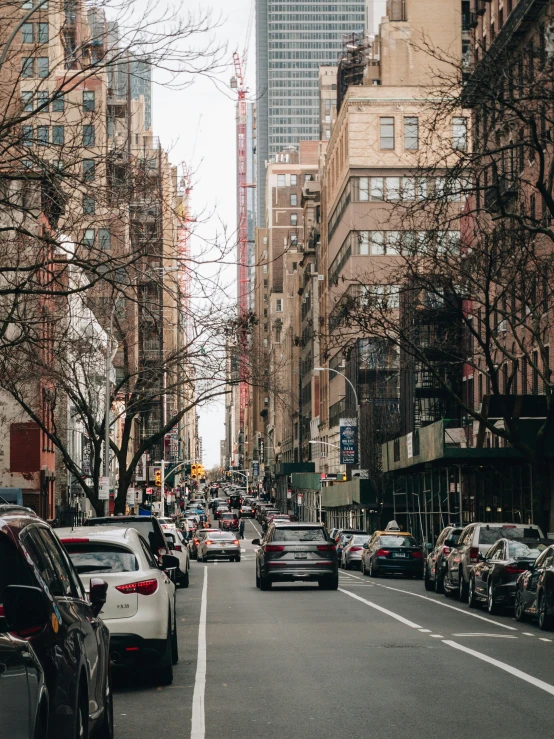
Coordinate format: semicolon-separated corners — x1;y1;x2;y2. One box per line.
114;467;131;515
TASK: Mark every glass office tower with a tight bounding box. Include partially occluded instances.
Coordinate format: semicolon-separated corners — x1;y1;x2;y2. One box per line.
256;0;365;225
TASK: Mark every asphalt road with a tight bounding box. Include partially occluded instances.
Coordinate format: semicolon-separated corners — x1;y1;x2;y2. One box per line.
113;515;554;739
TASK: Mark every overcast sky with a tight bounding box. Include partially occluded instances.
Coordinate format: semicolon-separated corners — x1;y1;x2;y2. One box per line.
153;0;254;469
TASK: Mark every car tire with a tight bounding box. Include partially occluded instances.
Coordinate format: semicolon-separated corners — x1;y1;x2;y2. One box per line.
538;592;554;631
443;575;456;598
153;623;174;686
434;569;444;594
424;565;434;591
487;582;499;615
75;685;88;739
94;670;114;739
256;568;261;588
514;590;527;622
369;559;377;577
468;577;478;608
260;572;272;590
458;570;468;602
236;557;241;562
171;613;179;665
179;569;190;588
319;575;339;590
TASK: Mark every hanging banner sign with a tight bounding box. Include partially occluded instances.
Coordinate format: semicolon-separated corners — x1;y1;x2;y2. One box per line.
339;418;358;466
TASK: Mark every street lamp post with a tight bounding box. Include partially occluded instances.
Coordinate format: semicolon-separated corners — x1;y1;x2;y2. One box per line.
313;367;360;474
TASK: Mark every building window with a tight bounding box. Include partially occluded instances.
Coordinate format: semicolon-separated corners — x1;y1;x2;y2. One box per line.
83;229;95;248
83;196;95;214
36;125;49;145
82;124;95;147
98;229;111;250
35;90;49;110
37;57;49;78
83;91;95;112
52;93;64;112
38;23;49;43
380;117;395;149
21;23;34;43
453;117;468;151
291;175;297;186
276;299;283;312
404;117;419;150
21;91;33;112
52;125;64;145
22;0;33;8
290;194;297;206
83;159;95;181
290;232;298;245
290;213;298;226
277;174;286;186
22;57;34;77
22;126;33;146
263;264;268;274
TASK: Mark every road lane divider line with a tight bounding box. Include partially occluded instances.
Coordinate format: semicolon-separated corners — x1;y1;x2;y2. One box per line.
370;582;518;631
338;588;422;629
444;640;554;697
452;633;518;638
191;567;208;739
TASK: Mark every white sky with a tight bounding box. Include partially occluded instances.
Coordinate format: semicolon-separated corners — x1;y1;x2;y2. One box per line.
153;0;254;469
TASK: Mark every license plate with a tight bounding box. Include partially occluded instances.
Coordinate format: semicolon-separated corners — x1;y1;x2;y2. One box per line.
393;552;407;558
295;552;307;560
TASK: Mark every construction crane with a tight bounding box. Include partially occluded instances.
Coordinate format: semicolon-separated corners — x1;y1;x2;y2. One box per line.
231;49;253;439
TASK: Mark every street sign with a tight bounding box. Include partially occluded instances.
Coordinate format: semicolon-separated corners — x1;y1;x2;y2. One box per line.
339;418;358;465
127;487;136;505
297;492;303;505
99;476;110;501
252;461;260;477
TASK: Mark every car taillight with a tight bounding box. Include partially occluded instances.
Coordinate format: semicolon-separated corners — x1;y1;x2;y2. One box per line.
505;564;527;574
412;550;423;559
174;545;182;552
442;546;451;555
265;545;285;552
316;544;336;552
349;546;362;552
233;540;239;545
116;579;158;596
470;547;480;563
376;549;390;557
205;540;213;546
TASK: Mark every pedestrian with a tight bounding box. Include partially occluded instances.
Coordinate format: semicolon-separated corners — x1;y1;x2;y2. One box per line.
239;518;245;540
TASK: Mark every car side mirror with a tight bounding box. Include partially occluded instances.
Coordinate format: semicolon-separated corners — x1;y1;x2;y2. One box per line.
3;585;50;633
89;578;108;617
251;538;261;546
161;554;180;571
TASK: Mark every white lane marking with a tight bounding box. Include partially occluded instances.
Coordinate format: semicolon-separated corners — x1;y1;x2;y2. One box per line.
452;633;518;639
444;640;554;697
418;629;432;633
191;567;208;739
523;632;534;636
370;582;518;631
539;638;552;642
338;588;422;629
241;548;246;552
430;634;444;638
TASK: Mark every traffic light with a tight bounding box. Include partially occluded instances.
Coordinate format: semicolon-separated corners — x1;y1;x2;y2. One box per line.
154;468;162;486
191;464;198;479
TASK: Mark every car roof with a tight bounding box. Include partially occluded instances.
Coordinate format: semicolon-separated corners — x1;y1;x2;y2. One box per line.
56;525;140;544
272;522;325;528
374;530;412;537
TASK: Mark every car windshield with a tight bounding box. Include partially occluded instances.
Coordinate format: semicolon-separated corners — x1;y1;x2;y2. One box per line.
350;535;369;545
379;536;418;548
63;543;138;573
508;542;546;558
273;528;327;542
221;514;236;520
479;526;540;545
208;532;237;540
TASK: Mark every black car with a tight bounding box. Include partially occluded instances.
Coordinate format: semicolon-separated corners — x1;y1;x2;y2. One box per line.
515;543;554;629
361;534;424;578
0;505;112;738
468;537;546;614
252;523;338;590
84;514;169;560
0;633;48;739
424;526;463;593
228;494;242;509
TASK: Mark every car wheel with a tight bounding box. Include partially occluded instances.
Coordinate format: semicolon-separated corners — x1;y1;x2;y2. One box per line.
255;567;261;588
319;575;339;590
369;558;377;577
171;612;179;665
75;686;88;739
458;570;468;602
181;567;190;588
94;670;114;739
487;582;499;615
468;577;478;608
538;592;554;630
260;572;272;590
434;569;444;594
443;574;456;598
514;590;527;622
424;564;434;591
153;622;174;685
236;557;241;562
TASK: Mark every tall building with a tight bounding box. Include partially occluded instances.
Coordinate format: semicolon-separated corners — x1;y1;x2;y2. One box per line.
255;0;365;226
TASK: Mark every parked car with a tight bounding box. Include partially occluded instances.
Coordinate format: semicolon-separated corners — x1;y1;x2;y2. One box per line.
252;523;338;590
188;529;219;559
58;525;179;684
332;528;366;543
468;537;547;613
263;513;291;533
361;533;424;578
240;502;256;518
228;494;242;509
214;505;230;520
424;526;464;593
515;544;554;629
163;529;190;587
335;534;353;565
443;522;544;601
219;513;239;531
260;509;280;527
0;505;112;738
196;531;241;562
84;514;170;562
341;534;370;570
0;632;48;739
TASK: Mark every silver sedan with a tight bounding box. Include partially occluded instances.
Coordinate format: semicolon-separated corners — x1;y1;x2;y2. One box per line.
197;531;241;562
341;534;370;570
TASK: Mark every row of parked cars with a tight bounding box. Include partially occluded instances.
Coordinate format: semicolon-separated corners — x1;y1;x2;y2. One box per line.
0;504;189;739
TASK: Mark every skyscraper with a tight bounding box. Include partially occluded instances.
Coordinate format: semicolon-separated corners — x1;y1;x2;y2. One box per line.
256;0;365;225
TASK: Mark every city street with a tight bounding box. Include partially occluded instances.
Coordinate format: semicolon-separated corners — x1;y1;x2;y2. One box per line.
114;517;554;739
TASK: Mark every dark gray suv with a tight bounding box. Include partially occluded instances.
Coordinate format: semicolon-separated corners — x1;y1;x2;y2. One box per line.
252;523;338;590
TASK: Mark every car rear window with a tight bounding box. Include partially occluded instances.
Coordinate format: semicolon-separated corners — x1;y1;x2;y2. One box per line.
63;543;138;574
508;542;547;558
221;514;235;519
351;535;369;544
273;528;327;542
208;532;236;540
479;526;540;545
379;535;418;548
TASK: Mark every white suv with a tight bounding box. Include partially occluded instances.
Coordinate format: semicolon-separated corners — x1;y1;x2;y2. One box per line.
57;526;179;684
